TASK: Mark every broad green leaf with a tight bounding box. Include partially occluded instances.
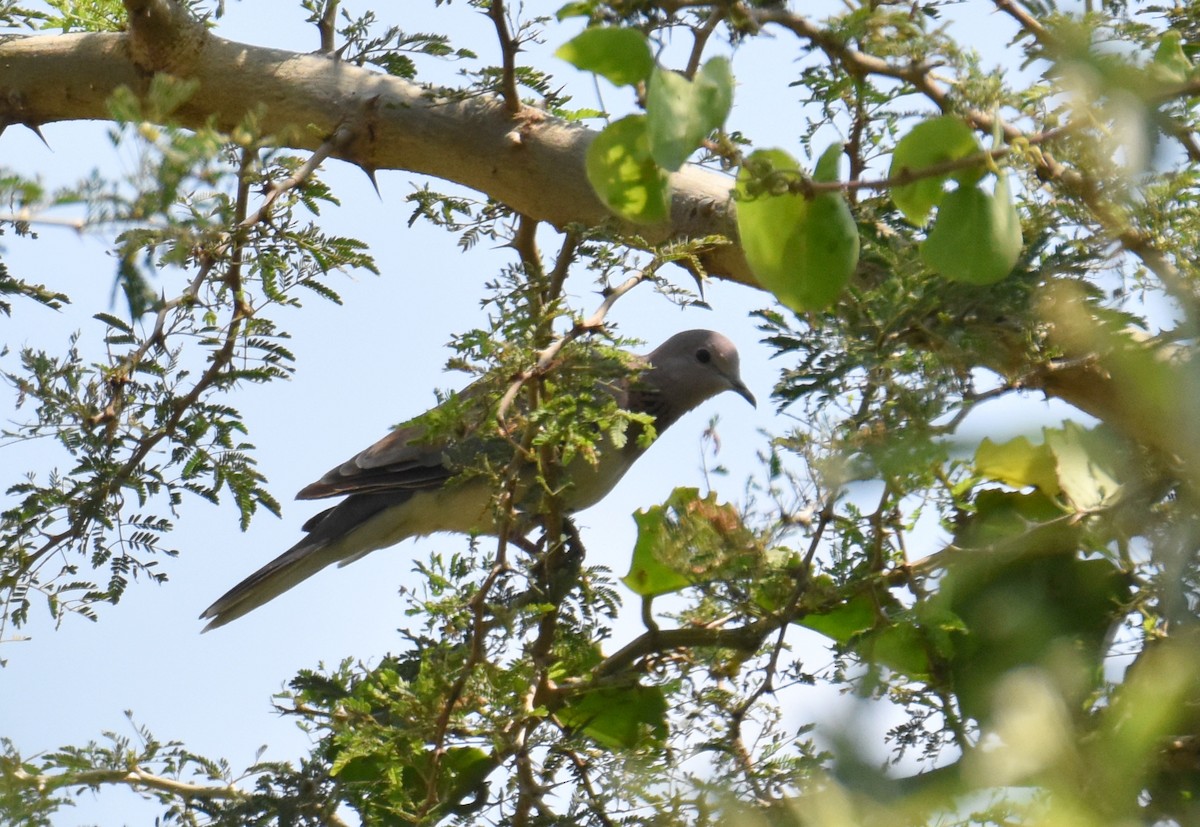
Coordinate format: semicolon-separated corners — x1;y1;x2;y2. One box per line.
1044;422;1124;510
801;592;940;680
645;57;734;170
921;174;1022;285
585;115;671;224
935;545;1129;724
954;489;1071;553
859;621;933;680
623;496;696;597
890;115;982;225
1151;30;1193;86
799;594;876;643
555;27;654;87
975;435;1061;497
622;487;752;596
559;685;668;748
735;145;859;312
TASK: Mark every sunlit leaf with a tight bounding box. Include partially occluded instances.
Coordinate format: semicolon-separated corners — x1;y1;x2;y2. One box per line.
554;27;654;87
1151;30;1193;86
890;115;983;225
1045;422;1125;510
585;115;671;224
921;174;1022;285
735;144;859;312
975;435;1061;497
645;57;733;170
622;487;752;596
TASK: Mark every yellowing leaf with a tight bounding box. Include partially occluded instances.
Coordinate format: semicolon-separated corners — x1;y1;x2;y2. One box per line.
1044;422;1124;510
975;435;1061;497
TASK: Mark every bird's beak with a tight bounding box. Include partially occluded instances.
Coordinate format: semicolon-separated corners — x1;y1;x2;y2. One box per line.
731;380;756;408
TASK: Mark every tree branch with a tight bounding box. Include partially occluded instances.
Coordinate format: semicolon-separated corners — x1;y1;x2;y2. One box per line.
0;29;752;284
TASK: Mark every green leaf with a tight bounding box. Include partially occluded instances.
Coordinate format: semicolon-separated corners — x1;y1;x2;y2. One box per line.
93;312;134;334
921;174;1022;285
623;490;702;597
890;115;983;225
800;594;876;643
954;489;1071;553
1044;422;1124;510
645;58;734;170
935;546;1129;724
735;144;859;312
975;435;1061;497
859;620;933;680
559;685;668;748
555;27;654;87
1151;30;1193;86
622;486;755;597
585;115;671;224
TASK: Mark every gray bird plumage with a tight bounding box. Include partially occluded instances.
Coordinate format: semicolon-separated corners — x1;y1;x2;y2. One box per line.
200;330;754;630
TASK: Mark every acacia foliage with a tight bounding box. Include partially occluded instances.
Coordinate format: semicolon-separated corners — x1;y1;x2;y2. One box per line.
4;0;1200;825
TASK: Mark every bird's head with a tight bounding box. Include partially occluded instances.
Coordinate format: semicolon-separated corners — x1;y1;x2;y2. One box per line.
644;330;756;423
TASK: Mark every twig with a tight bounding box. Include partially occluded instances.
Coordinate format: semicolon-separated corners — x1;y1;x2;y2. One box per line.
684;7;724;79
487;0;522;114
315;0;338;54
496;267;653;423
594;621;768;679
0;210;85;231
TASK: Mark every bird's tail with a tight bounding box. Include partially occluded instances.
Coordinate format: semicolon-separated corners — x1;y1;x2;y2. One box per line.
199;493;405;631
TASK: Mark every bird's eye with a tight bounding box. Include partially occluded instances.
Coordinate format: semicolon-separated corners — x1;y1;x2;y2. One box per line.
696;348;712;364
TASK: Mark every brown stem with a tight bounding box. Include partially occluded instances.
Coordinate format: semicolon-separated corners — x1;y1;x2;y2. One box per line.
488;0;522;114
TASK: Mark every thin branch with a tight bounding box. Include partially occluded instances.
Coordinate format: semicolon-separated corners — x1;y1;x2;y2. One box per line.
552;742;617;827
315;0;338;54
496;267;653;423
487;0;522;114
11;765;246;801
684;7;724;79
991;0;1048;42
594;621;769;679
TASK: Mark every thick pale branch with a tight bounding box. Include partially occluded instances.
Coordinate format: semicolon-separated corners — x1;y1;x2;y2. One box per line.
0;29;750;284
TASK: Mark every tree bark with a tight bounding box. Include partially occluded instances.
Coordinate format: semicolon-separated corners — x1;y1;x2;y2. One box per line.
0;17;751;285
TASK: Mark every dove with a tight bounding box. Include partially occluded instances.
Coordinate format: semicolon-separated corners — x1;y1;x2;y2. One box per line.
200;329;754;629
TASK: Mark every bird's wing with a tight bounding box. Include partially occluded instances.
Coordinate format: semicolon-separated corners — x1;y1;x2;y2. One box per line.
295;384;502;500
296;419;456;499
